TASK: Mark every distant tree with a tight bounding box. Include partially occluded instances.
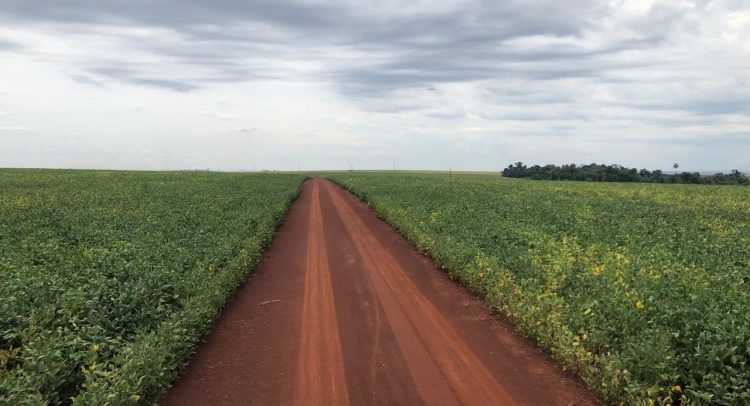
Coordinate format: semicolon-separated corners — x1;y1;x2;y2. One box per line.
680;172;701;184
653;169;664;183
729;169;749;185
502;162;747;185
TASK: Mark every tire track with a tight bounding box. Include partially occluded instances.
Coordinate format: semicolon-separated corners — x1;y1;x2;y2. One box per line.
322;181;516;405
294;181;349;406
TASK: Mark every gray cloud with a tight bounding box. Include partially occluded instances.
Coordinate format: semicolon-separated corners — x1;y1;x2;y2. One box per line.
69;74;105;88
0;1;612;91
0;1;336;28
0;0;748;172
0;1;746;112
85;66;196;92
0;38;19;50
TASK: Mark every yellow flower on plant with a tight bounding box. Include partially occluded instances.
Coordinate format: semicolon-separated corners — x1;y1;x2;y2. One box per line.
590;265;604;276
635;300;645;310
672;385;682;393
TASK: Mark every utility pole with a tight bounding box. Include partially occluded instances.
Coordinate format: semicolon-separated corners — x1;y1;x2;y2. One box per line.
298;161;300;173
393;160;396;174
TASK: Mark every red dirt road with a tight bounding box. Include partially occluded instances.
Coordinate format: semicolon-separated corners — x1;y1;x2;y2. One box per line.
160;179;599;405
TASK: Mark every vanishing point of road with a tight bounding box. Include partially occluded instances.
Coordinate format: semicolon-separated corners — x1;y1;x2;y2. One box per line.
161;179;599;406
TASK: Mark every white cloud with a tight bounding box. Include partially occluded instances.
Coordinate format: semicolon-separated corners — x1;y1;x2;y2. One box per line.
0;125;36;131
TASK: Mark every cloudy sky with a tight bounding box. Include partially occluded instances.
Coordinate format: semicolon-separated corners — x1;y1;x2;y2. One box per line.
0;0;748;171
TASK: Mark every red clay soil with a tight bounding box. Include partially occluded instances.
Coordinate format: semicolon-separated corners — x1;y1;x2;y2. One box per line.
160;179;600;406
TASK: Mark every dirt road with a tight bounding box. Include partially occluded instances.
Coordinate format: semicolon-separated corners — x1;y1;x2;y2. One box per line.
160;179;599;405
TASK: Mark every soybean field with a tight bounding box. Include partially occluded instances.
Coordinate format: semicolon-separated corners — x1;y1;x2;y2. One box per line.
0;170;304;404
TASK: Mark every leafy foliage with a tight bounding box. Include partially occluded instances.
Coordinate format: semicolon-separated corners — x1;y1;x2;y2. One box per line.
503;162;749;185
0;169;304;404
325;172;750;405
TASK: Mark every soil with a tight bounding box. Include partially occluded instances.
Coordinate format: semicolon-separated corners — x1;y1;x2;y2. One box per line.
159;179;600;405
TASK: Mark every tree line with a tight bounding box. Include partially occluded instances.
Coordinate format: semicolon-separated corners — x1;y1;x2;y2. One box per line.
502;163;749;185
